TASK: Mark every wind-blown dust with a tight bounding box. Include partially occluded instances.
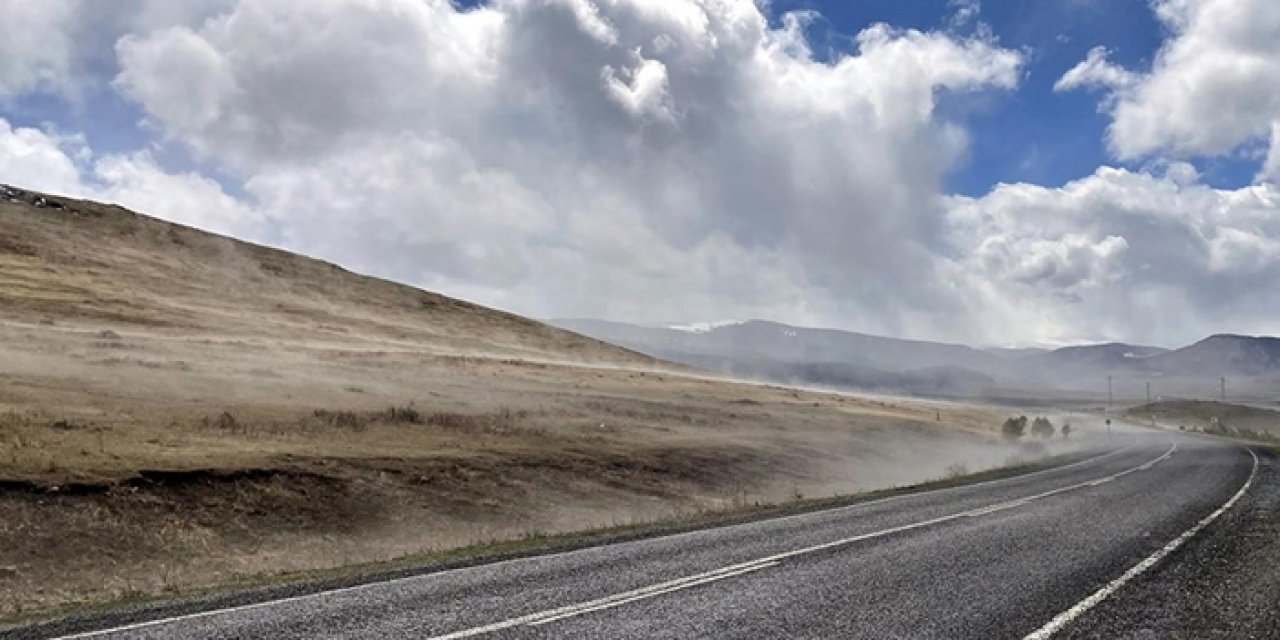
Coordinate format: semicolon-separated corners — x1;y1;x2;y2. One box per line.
0;190;1089;620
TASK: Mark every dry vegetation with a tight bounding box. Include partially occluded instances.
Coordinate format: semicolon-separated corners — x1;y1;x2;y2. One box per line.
1128;399;1280;441
0;190;1061;621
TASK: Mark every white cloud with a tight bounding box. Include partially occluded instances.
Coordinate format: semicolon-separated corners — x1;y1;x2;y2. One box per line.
1263;121;1280;183
1058;0;1280;171
13;0;1279;347
0;120;84;194
602;50;676;121
0;0;237;103
0;118;263;239
944;167;1280;343
0;0;78;100
103;0;1022;339
91;152;263;237
114;0;507;166
948;0;981;29
1053;46;1137;93
115;28;237;138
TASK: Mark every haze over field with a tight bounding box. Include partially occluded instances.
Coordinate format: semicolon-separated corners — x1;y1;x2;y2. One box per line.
554;318;1280;403
0;188;1073;619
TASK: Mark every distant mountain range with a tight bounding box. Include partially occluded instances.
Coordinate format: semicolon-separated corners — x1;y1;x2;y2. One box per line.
550;319;1280;401
1147;334;1280;377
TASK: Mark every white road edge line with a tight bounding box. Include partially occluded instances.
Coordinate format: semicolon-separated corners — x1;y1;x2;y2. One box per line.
50;439;1142;640
419;441;1176;640
1022;447;1260;640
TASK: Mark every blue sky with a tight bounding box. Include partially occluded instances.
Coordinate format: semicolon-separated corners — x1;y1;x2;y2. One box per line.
776;0;1176;195
435;0;1251;195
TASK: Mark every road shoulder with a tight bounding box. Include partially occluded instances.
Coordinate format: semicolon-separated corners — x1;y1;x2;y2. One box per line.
1055;446;1280;639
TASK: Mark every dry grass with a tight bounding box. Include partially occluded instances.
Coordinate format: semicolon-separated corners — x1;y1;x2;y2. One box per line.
1128;400;1280;441
0;191;1056;621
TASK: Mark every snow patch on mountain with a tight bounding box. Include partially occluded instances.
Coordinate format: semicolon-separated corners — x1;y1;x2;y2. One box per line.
666;320;746;333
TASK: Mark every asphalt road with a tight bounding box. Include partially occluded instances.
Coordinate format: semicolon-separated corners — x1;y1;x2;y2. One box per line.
21;430;1270;639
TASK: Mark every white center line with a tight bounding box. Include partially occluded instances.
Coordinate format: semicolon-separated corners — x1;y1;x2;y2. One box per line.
427;560;782;639
423;441;1178;639
48;439;1143;640
527;561;780;626
964;498;1031;517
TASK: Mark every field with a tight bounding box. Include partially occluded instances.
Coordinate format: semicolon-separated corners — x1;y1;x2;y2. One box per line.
0;191;1066;620
1127;399;1280;440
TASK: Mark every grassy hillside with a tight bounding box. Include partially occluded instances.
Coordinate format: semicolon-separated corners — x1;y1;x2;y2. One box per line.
1126;400;1280;439
0;186;1039;621
0;186;655;364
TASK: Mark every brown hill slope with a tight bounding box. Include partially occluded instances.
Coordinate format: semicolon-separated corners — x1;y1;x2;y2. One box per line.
0;184;651;364
1126;399;1280;439
0;185;1034;622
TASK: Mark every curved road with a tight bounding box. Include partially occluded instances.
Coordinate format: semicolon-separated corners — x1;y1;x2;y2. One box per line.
20;430;1272;639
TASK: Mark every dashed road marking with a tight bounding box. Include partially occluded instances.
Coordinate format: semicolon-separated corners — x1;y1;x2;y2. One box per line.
424;441;1177;639
50;440;1148;640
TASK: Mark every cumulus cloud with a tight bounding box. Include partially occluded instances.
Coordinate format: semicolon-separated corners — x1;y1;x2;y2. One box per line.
0;118;264;238
8;0;1280;347
0;0;236;103
602;50;676;121
0;120;84;192
92;151;263;236
947;0;981;29
1263;121;1280;183
102;0;1023;338
944;168;1280;343
1057;0;1280;173
1053;46;1137;93
0;0;79;100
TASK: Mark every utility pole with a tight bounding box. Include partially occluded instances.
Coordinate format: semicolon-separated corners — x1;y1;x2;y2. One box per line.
1146;381;1151;404
1220;377;1226;402
1107;374;1113;409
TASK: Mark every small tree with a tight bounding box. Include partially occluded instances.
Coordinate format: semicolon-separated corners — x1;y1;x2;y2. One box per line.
1001;415;1028;440
1031;416;1055;439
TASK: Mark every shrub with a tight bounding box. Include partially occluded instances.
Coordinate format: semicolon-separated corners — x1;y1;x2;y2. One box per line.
312;409;367;430
1001;415;1028;440
203;411;246;434
1031;416;1055;439
382;404;422;424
